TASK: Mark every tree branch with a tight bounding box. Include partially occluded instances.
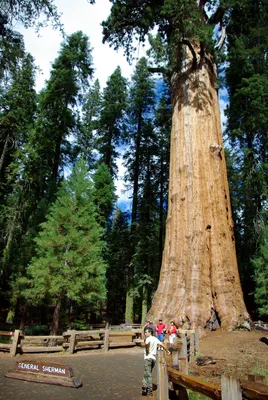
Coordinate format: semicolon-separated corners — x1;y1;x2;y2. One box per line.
182;39;198;67
148;67;169;76
198;0;209;22
207;6;225;25
215;26;226;51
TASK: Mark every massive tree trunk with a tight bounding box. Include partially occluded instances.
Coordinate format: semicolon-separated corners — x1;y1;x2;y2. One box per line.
147;44;249;333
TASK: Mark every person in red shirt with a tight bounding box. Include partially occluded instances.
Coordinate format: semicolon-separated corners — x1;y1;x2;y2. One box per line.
168;320;177;344
156;319;166;342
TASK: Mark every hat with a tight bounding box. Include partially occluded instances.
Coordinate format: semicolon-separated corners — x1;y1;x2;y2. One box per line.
147;320;152;323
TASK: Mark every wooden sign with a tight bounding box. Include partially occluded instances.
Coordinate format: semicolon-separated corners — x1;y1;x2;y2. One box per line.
5;360;82;388
14;360;73;377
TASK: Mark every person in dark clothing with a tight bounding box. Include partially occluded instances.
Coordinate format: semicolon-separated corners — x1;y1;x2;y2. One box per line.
143;320;156;336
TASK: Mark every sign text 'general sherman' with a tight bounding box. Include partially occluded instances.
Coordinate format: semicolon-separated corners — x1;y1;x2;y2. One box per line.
14;360;73;377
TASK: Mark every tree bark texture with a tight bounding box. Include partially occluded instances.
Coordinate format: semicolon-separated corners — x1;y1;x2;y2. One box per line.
148;45;249;332
50;296;62;336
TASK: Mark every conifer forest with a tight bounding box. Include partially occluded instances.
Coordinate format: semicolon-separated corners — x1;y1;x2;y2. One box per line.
0;0;267;335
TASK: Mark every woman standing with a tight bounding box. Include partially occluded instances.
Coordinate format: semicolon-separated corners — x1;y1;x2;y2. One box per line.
168;320;177;345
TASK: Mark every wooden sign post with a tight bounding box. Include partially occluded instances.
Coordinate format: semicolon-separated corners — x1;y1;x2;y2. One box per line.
5;360;82;388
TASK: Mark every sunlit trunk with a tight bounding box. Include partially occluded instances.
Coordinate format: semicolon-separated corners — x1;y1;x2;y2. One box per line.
148;44;249;333
141;285;148;324
125;278;134;324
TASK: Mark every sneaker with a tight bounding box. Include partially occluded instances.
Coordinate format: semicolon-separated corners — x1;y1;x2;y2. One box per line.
141;386;147;396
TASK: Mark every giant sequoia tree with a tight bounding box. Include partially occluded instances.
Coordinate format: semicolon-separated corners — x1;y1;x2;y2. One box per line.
92;0;250;331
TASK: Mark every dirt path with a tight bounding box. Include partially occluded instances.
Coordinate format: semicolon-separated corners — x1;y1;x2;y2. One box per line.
191;329;268;384
0;347;146;400
0;330;267;399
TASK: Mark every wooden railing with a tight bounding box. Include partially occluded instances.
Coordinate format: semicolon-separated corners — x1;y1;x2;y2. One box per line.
0;326;142;356
157;332;268;400
0;330;14;352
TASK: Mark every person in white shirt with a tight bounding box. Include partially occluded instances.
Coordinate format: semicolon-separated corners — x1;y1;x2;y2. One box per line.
141;326;170;396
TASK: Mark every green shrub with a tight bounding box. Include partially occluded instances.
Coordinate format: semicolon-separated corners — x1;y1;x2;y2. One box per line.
189;392;207;400
0;334;12;344
24;324;49;335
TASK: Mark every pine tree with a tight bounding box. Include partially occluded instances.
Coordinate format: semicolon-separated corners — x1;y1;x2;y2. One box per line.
96;66;127;177
106;207;130;323
0;53;36;192
123;57;156;323
225;0;268;313
132;128;162;322
21;158;107;334
79;79;102;166
19;30;94;245
0;53;37;313
92;163;117;231
33;31;94;186
3;32;94;322
253;213;268;317
154;88;171;268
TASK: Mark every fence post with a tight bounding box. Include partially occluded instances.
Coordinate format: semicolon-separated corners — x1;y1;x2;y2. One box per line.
194;331;199;354
10;329;20;357
179;335;188;374
221;375;242;400
157;349;169;400
177;335;189;399
68;330;76;354
189;332;195;364
103;322;109;352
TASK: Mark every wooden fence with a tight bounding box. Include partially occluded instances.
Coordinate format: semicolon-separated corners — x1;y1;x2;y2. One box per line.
0;325;142;356
3;327;267;398
157;331;268;400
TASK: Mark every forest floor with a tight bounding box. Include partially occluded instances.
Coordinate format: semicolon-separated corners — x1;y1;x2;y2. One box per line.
189;329;268;385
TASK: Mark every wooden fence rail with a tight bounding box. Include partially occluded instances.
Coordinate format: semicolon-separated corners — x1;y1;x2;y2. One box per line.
0;326;141;356
157;334;268;400
0;330;14;353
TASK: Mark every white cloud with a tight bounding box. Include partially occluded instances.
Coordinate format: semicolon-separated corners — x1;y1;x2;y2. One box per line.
219;87;229;131
18;0;138;91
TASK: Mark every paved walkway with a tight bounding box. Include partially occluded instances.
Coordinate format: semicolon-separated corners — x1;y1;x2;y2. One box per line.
0;347;154;400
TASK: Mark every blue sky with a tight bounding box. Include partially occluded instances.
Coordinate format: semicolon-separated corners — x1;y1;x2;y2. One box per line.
18;0;144;91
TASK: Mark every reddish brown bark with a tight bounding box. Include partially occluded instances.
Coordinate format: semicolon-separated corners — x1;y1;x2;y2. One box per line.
147;45;249;333
50;296;62;336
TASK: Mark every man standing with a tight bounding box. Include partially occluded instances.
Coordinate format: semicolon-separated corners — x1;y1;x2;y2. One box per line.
142;327;170;396
156;319;166;342
143;320;156;336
